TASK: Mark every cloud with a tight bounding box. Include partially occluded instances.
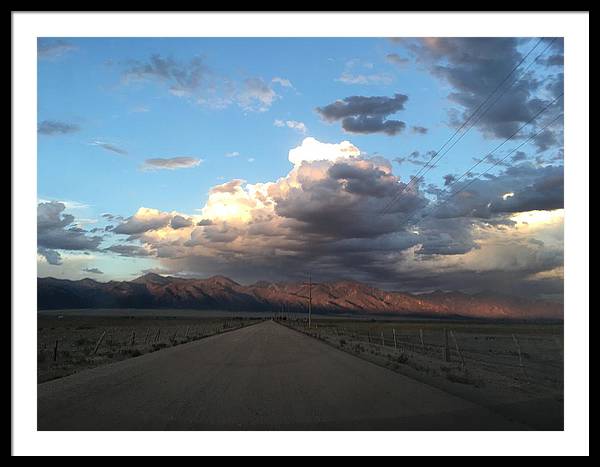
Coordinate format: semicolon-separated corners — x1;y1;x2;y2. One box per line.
170;215;193;229
337;72;393;86
120;54;286;113
38;120;80;135
142;157;202;170
401;38;564;148
38;247;62;266
105;244;153;257
122;54;209;96
316;93;408;135
82;137;563;300
433;164;564;219
90;141;128;155
511;151;529;162
274;119;307;134
37;202;103;264
288;137;360;166
82;267;104;275
399;150;438;167
411;126;428;134
386;53;410;67
237;78;278;112
272;77;293;88
37;40;77;60
112;207;174;236
443;174;456;186
336;58;393;86
225;151;240;158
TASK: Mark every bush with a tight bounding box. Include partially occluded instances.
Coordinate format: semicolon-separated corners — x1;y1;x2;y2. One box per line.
396;353;409;364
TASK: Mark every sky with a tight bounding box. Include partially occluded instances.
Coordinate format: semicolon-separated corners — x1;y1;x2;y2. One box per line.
37;37;565;301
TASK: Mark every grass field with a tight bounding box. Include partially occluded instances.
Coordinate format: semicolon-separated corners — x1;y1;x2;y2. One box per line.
37;311;564;429
37;312;264;383
283;317;564;429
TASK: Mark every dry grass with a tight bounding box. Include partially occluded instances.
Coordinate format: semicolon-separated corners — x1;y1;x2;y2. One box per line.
38;314;262;383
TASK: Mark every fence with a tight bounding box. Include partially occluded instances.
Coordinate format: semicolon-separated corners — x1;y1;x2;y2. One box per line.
283;318;563;390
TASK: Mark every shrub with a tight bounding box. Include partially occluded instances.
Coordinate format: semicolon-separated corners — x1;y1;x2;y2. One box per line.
396;353;409;364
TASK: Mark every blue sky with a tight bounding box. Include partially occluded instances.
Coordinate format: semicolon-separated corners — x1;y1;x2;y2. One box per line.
39;38;449;214
37;37;565;299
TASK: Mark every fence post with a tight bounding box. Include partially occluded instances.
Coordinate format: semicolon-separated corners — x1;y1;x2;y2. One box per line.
419;329;425;353
512;334;526;376
393;329;397;350
130;331;136;346
92;331;106;355
154;328;161;343
144;328;150;344
444;328;451;362
53;339;59;362
381;331;385;347
450;330;465;370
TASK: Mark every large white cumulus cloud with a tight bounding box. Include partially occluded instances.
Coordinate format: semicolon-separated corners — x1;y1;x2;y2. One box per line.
288;137;361;166
101;137;564;299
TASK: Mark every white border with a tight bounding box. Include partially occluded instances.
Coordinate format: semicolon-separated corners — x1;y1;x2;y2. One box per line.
13;12;589;456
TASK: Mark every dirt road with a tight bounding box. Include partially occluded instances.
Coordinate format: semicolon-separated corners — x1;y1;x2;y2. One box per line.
38;320;524;430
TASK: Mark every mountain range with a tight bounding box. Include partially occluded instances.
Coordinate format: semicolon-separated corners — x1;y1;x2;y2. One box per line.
37;273;563;320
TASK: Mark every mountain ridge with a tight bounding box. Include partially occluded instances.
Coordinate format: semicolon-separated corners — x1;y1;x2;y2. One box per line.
37;274;563;320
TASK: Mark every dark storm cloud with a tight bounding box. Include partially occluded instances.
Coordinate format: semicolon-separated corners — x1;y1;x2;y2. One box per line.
390;265;564;301
403;38;564;148
274;160;428;239
82;267;104;275
37;202;103;264
328;161;398;198
38;120;80;135
443;174;456;186
532;128;559;153
122;54;209;96
114;154;563;300
316;94;408;135
105;244;153;257
490;170;564;213
415;217;479;256
511;151;528;162
433;164;564;219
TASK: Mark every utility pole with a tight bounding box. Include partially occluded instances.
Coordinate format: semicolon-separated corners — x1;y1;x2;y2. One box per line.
304;273;312;329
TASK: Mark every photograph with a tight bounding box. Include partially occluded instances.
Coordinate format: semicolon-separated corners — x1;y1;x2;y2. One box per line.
12;11;589;456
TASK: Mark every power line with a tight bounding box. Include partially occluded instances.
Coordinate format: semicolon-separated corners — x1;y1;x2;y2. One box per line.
379;38;548;216
399;38;558;201
386;93;563;228
416;110;563;224
441;91;563;193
